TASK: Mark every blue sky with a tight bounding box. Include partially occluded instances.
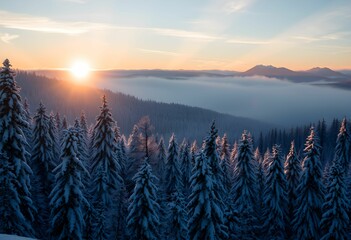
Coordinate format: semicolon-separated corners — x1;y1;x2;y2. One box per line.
0;0;350;70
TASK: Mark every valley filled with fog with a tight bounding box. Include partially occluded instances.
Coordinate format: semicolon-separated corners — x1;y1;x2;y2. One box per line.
91;75;351;126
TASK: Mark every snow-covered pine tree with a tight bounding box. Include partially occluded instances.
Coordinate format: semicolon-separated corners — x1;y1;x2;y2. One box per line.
49;112;60;165
190;140;197;166
30;102;56;237
255;147;266;237
74;119;89;171
164;134;187;240
49;128;89;240
90;95;122;238
55;112;61;134
333;118;350;172
165;134;181;197
203;121;226;223
262;145;287;239
293;127;324;239
188;151;227;240
230;141;238;174
220;134;235;239
113;135;128;240
127;159;160;240
180;140;192;198
80;111;89;143
320;162;350;240
231;131;257;240
284;140;301;236
262;148;271;174
220;134;232;194
126;124;143;193
204;122;223;182
155;137;166;181
0;59;35;237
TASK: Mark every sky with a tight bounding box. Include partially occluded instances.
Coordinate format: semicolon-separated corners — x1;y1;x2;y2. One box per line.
0;0;351;70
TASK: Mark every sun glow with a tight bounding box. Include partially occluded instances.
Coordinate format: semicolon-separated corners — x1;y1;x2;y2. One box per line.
70;60;91;79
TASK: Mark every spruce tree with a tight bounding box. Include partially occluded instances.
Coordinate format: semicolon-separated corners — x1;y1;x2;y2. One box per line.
262;145;287;239
230;141;238;180
113;136;128;240
127;159;160;240
190;140;197;166
80;111;88;140
203;121;226;229
231;131;257;240
49;128;89;240
220;134;232;194
255;148;266;237
284;140;301;234
293;127;324;239
90;95;122;238
30;103;56;237
320;162;349;240
180;140;192;198
0;59;35;237
155;137;166;182
188;151;227;240
164;134;187;240
127;124;143;191
333;118;350;172
49;112;60;165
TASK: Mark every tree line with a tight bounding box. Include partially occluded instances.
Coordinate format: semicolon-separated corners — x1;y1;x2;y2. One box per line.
0;59;350;240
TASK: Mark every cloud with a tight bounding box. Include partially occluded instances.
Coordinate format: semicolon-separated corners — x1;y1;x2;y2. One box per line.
223;0;255;13
226;38;271;45
0;10;222;41
0;10;107;34
0;33;19;43
138;48;180;56
62;0;86;3
149;28;221;41
293;32;350;43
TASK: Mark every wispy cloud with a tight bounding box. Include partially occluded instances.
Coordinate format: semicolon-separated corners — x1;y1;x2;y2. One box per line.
0;33;19;43
149;28;221;41
138;48;180;56
0;10;222;41
293;32;350;43
226;38;271;45
222;0;255;13
0;10;106;34
62;0;86;3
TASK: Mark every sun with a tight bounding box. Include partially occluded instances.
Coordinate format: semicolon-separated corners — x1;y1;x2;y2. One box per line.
70;61;91;79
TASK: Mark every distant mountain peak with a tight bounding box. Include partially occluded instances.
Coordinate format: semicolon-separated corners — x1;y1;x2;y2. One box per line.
306;67;346;78
244;65;296;76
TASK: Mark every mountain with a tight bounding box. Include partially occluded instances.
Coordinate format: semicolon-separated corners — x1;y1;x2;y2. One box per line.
243;65;298;77
16;71;273;142
241;65;351;83
305;67;348;79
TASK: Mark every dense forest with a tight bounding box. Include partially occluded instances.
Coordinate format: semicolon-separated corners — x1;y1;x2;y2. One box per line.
1;59;351;240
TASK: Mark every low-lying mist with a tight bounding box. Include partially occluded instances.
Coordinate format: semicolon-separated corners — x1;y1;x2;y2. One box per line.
91;75;351;126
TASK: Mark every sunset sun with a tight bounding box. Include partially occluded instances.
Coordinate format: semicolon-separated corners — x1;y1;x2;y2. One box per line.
70;61;91;79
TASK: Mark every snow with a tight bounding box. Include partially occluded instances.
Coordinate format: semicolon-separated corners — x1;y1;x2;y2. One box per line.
0;234;36;240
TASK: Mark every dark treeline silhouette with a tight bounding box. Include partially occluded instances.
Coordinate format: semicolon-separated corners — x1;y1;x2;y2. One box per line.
1;60;351;240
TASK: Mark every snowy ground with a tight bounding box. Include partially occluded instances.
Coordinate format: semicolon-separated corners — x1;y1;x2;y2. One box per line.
0;234;36;240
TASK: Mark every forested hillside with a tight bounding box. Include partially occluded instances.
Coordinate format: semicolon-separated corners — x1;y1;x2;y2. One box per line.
16;71;272;141
1;60;351;240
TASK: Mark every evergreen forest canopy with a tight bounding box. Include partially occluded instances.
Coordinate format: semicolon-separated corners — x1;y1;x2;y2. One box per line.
0;59;351;240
